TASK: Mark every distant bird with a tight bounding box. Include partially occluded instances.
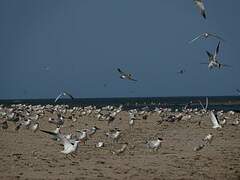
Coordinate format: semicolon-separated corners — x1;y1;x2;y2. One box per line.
55;91;74;103
236;89;240;95
201;42;231;69
117;68;137;82
40;129;80;155
189;32;225;44
177;69;186;75
210;111;222;129
146;138;163;151
105;129;121;142
111;143;128;155
194;0;206;19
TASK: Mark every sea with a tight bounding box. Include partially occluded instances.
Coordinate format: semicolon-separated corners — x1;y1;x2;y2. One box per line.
1;96;240;112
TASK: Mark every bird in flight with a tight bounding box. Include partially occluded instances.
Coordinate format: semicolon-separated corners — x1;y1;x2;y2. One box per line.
177;69;186;75
200;42;231;69
194;0;206;19
55;91;74;103
189;32;225;44
117;68;137;82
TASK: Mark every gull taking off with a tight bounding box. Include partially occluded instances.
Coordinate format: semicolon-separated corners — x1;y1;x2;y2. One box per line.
40;129;80;155
117;68;137;82
55;91;74;103
189;32;225;44
194;0;206;19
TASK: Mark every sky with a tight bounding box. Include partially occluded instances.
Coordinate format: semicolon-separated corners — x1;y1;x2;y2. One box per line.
0;0;239;99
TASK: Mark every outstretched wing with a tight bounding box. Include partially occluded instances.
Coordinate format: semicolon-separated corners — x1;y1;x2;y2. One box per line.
64;91;74;99
210;111;221;129
214;41;220;59
117;68;125;75
188;34;204;44
55;93;63;102
208;33;225;42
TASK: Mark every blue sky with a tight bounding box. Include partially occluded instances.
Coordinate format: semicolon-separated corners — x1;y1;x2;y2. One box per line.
0;0;239;99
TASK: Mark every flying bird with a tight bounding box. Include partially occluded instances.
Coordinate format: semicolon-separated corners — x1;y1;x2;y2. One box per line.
117;68;137;82
55;91;74;103
189;32;225;44
177;69;186;75
201;42;231;69
194;0;206;19
40;129;80;155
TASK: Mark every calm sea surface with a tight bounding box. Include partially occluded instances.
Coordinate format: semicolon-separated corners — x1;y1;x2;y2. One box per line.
1;96;240;111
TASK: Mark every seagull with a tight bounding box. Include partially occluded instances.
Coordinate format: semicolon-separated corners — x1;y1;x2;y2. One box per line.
194;0;206;19
201;42;231;69
55;91;74;103
146;138;163;151
210;111;222;129
40;129;80;155
189;32;225;44
117;68;137;82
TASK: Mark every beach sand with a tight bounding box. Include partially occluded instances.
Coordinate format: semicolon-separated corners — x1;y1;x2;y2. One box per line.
0;109;239;180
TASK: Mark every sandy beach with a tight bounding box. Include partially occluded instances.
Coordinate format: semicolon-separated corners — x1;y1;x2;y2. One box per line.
0;105;239;180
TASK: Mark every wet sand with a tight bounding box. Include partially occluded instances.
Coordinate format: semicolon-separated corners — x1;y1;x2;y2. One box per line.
0;109;240;180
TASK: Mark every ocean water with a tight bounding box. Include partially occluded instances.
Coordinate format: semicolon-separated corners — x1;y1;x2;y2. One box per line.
1;96;240;112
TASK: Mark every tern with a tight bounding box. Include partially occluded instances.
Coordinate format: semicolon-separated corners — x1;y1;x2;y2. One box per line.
117;68;137;82
55;91;74;103
105;129;121;142
146;138;163;151
210;111;222;129
201;42;231;69
177;69;186;75
194;0;206;19
189;32;224;44
40;129;80;155
203;133;213;143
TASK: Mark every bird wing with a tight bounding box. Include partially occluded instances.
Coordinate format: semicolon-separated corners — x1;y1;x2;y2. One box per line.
208;33;225;42
64;91;74;99
194;0;206;19
205;97;208;110
210;111;221;129
214;41;221;59
55;93;63;103
117;68;125;75
58;133;72;150
188;34;204;44
220;63;232;68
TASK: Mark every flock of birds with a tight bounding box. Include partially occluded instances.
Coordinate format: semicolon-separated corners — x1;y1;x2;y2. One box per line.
0;96;239;158
0;1;239;162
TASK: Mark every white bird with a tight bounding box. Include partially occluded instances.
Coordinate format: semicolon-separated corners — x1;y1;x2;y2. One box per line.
210;111;222;129
146;138;163;151
189;32;224;44
201;42;231;69
105;129;121;142
194;0;206;19
96;142;104;148
40;129;80;155
55;91;74;103
117;68;137;82
203;133;213;143
199;97;208;112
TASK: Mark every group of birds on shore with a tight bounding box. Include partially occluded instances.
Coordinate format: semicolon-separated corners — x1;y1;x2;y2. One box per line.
0;99;239;157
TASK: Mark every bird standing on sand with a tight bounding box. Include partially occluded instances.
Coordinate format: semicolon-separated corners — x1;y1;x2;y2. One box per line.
194;0;206;19
146;138;163;151
117;68;137;82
